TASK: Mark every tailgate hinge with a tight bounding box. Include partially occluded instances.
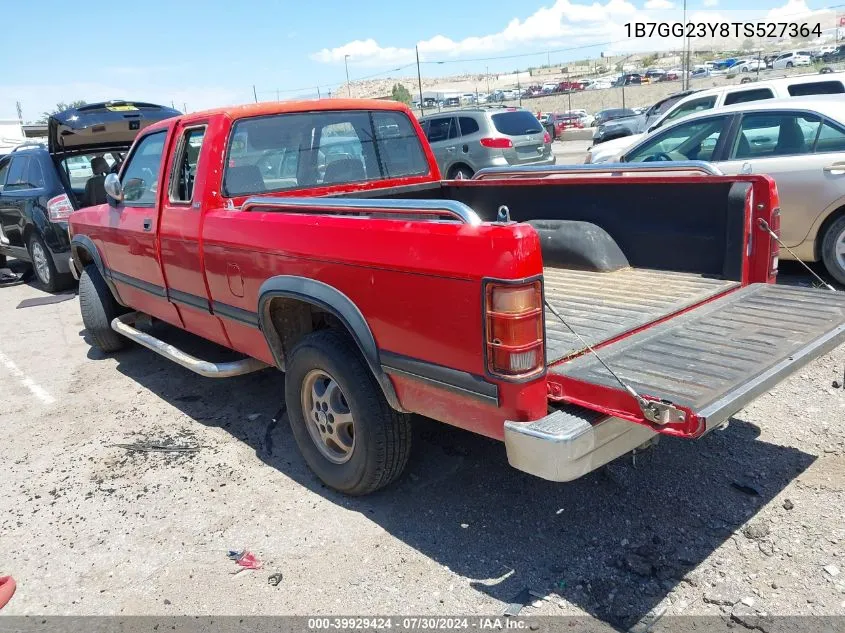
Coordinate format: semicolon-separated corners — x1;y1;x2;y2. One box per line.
640;399;687;425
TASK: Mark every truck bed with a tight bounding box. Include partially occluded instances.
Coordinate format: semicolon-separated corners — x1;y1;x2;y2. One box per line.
544;267;739;363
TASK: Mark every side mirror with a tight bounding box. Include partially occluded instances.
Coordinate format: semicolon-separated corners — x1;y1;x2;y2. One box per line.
104;173;124;205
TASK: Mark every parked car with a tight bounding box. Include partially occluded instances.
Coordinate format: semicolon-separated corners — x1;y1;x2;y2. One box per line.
592;90;697;144
734;59;766;73
614;73;642;86
546;113;584;138
68;98;844;496
586;72;845;163
0;100;179;290
419;107;553;178
616;96;845;283
822;45;845;63
444;96;460;107
541;82;559;94
772;52;812;69
592;108;637;128
691;67;711;79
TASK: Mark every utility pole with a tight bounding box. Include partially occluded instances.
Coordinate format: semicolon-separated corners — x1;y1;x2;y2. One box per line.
15;101;23;122
486;66;490;94
682;0;687;90
344;55;352;97
253;85;258;103
277;89;280;101
416;45;424;115
756;50;762;80
317;86;321;99
517;70;522;107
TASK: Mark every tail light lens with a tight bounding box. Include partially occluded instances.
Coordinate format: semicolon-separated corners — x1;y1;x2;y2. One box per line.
543;131;552;144
485;281;544;379
47;194;74;222
768;179;781;280
480;137;514;149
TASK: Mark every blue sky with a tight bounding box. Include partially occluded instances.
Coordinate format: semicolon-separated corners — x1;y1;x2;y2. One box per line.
0;0;832;120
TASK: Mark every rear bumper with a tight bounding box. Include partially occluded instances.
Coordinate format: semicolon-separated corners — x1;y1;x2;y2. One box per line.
504;406;656;482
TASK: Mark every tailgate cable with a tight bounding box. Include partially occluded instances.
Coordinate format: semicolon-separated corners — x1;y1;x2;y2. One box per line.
544;299;686;426
758;219;836;292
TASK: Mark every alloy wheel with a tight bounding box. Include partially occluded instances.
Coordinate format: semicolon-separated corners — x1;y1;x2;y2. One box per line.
300;369;355;464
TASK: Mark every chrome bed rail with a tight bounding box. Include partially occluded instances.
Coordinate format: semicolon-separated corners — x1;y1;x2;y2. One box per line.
472;161;723;180
240;197;482;225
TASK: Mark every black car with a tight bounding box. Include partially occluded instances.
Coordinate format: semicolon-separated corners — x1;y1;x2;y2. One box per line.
0;101;179;291
822;45;845;63
592;108;637;127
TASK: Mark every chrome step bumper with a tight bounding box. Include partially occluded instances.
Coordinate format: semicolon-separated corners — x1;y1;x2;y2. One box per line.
504;406;657;482
111;312;269;378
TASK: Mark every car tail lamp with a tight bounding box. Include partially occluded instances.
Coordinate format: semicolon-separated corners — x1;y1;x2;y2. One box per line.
485;281;544;379
543;131;552;144
47;194;74;222
480;137;514;149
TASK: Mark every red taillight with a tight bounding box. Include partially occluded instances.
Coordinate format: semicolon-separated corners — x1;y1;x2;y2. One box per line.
485;281;544;379
480;137;514;149
47;194;74;222
543;131;552;144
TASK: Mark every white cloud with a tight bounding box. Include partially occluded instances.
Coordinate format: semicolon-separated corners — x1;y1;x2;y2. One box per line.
644;0;674;9
765;0;813;19
311;0;638;66
702;0;718;6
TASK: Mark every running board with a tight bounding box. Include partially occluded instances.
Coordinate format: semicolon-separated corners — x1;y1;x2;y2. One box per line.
111;312;270;378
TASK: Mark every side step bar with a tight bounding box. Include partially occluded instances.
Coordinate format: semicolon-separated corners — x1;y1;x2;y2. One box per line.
111;312;269;378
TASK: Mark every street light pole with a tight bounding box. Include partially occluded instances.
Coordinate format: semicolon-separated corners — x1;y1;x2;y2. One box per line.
416;45;424;115
344;54;351;97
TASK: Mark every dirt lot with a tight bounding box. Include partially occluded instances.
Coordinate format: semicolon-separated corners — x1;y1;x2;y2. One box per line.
1;262;844;628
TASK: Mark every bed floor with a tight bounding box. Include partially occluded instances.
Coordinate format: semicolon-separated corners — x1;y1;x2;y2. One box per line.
544;267;740;364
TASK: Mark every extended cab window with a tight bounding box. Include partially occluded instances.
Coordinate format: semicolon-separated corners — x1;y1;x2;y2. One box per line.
170;127;206;202
121;131;167;205
223;110;429;196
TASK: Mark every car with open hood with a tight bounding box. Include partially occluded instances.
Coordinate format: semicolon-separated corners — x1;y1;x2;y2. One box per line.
0;100;179;291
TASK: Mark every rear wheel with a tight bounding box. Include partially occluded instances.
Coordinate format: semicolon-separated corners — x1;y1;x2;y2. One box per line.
79;264;126;352
448;165;474;180
28;234;72;292
786;61;794;68
821;215;845;286
285;329;411;495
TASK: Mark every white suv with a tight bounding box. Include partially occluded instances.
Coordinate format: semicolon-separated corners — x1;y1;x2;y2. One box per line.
772;52;812;69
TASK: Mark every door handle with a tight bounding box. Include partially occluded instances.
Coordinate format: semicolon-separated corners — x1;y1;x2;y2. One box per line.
142;218;152;232
823;163;845;173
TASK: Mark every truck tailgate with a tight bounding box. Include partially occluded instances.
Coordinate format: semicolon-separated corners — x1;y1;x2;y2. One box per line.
549;284;845;435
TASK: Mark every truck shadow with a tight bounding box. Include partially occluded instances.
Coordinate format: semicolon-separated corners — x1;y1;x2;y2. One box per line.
92;324;815;629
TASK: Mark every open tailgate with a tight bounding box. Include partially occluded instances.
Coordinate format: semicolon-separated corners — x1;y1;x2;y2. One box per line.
549;284;845;437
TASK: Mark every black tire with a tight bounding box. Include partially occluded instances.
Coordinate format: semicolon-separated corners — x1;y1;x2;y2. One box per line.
448;165;474;180
741;67;748;73
0;254;6;268
821;215;845;286
786;62;794;68
79;264;126;352
285;329;411;495
27;234;73;292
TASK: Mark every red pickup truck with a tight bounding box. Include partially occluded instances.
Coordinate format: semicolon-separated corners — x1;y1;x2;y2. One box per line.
68;99;845;495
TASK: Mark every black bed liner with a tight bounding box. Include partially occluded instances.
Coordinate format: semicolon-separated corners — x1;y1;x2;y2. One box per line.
551;283;845;428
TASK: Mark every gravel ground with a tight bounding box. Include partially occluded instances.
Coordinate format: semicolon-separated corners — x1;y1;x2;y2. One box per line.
0;261;844;628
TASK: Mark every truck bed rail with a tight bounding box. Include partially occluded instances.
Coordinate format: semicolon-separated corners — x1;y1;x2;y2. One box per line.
472;161;723;180
240;197;482;225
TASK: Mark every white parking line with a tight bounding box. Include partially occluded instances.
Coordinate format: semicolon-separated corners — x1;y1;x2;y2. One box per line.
0;349;56;405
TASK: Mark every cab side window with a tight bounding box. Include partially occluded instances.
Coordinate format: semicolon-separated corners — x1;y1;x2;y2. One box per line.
730;113;821;159
627;116;728;163
170;127;206;203
121;132;167;205
427;117;456;142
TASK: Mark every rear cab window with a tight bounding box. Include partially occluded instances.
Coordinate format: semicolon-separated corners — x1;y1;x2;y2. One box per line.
723;88;774;105
223;109;429;196
490;111;543;135
787;81;845;96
